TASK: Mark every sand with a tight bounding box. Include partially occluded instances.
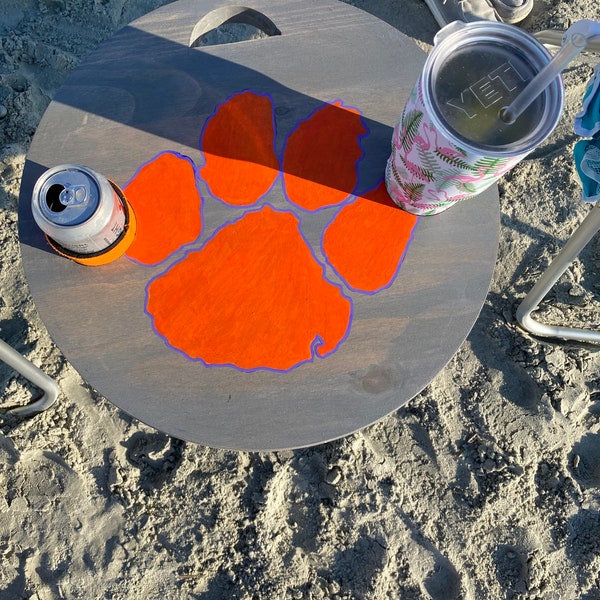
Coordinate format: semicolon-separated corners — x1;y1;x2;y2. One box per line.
1;0;600;598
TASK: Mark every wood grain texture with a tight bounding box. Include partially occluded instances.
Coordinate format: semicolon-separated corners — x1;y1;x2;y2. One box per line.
17;0;499;450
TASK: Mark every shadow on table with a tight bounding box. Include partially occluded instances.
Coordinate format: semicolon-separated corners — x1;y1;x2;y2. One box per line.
19;22;409;254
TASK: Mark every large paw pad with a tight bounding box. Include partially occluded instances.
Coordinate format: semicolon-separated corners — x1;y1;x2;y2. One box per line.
146;206;352;371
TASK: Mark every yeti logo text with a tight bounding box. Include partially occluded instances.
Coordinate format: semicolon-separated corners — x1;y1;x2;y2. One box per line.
446;62;526;119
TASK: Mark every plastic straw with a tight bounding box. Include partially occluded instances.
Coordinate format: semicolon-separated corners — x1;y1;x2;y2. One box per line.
500;20;600;124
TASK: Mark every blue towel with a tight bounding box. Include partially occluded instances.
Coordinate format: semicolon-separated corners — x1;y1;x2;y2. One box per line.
573;138;600;203
573;66;600;202
574;65;600;137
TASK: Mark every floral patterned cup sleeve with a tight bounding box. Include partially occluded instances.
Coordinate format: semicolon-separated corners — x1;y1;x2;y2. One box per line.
385;77;524;216
385;21;565;216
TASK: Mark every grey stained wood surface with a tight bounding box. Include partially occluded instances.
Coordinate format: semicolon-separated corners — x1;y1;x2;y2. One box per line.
18;0;499;450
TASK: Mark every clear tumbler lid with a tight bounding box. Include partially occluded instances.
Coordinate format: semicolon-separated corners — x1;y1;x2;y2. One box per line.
424;22;564;155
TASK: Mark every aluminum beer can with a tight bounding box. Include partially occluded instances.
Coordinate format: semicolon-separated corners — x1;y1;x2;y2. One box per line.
385;21;565;215
32;164;134;263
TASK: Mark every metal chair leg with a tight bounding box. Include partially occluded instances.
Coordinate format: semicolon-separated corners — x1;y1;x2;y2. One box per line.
516;201;600;344
0;337;60;415
534;29;600;52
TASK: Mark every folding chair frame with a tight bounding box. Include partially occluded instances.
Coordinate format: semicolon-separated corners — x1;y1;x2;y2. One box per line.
516;201;600;344
0;337;60;415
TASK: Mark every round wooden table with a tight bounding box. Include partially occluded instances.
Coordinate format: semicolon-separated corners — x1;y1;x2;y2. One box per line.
18;0;499;450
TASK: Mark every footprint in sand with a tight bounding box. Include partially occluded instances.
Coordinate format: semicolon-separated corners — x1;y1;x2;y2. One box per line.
494;544;529;596
569;432;600;488
122;431;185;490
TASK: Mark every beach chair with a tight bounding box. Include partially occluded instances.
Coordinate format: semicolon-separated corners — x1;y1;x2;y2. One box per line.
0;338;60;415
516;202;600;344
517;53;600;344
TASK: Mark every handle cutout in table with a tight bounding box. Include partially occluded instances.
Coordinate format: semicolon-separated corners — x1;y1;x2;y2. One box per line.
189;6;281;48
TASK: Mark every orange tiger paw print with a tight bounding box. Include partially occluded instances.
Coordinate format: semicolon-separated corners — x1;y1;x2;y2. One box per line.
123;91;419;372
